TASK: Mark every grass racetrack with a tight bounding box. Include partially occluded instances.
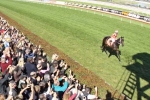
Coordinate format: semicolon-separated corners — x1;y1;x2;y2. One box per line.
0;0;150;99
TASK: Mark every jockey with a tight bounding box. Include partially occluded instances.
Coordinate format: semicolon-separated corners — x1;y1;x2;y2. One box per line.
109;30;118;46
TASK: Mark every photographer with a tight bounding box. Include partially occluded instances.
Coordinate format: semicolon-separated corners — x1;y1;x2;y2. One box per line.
82;85;98;100
52;76;69;92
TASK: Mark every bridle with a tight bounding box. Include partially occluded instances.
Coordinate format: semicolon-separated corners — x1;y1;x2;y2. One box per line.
117;37;123;44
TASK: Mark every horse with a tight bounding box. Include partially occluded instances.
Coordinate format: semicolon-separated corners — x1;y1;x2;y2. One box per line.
101;36;124;61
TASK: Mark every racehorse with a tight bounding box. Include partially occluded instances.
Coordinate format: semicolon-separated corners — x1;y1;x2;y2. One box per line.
101;36;124;61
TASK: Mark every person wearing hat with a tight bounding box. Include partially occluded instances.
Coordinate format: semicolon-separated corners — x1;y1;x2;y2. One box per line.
108;30;119;47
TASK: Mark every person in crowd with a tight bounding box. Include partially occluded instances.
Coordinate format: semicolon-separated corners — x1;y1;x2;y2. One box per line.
63;84;79;100
7;80;18;97
52;76;69;92
41;57;49;70
0;65;15;96
0;47;12;73
0;94;5;100
18;75;26;92
24;57;37;76
82;85;98;100
30;71;38;85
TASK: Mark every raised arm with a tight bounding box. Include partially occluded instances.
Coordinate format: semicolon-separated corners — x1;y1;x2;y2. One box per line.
19;85;30;95
40;63;50;73
69;83;78;100
29;84;35;100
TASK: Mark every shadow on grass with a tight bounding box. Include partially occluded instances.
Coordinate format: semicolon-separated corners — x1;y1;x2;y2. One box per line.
106;90;114;100
122;52;150;100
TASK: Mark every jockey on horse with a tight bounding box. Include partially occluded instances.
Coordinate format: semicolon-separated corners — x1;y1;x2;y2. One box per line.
107;30;118;48
101;30;124;61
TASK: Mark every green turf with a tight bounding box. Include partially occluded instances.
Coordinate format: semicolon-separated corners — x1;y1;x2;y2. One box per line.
0;0;150;99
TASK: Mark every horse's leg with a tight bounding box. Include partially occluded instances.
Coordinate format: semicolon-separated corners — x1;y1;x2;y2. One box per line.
102;49;104;52
108;53;111;58
102;46;108;54
103;47;108;55
108;50;112;57
103;48;108;54
105;49;108;55
101;46;104;52
116;50;121;61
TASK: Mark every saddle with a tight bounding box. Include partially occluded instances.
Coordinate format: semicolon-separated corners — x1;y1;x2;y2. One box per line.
106;38;112;46
106;38;116;49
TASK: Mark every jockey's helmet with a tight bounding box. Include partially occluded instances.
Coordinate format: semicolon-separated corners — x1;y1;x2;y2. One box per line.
115;30;118;33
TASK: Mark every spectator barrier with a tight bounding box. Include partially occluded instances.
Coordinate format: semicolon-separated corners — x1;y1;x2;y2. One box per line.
65;2;150;23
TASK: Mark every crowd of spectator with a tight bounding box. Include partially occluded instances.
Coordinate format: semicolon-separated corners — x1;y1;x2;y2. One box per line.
0;16;100;100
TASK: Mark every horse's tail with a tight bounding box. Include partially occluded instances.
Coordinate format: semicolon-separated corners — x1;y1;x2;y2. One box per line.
101;36;110;48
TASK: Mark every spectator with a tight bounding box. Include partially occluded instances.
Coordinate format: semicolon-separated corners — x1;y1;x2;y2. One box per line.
24;48;34;62
0;65;14;96
0;48;12;73
18;75;27;92
41;57;49;70
24;57;37;76
82;86;98;100
34;85;41;99
0;94;5;100
30;71;38;85
52;76;69;92
63;84;78;100
52;92;59;100
7;80;18;97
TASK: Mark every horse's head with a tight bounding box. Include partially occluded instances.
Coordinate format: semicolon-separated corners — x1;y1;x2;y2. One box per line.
120;37;124;47
116;37;124;47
